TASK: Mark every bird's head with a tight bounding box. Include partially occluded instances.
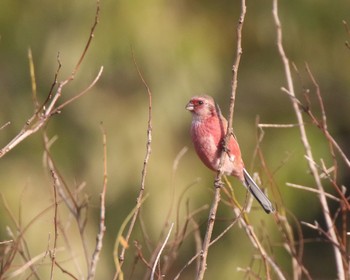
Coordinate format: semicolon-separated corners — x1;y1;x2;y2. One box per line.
186;95;219;120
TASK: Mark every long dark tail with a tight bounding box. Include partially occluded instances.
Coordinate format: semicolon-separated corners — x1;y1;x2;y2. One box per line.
243;169;275;214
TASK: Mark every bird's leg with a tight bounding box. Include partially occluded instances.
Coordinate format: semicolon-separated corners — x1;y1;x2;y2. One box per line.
220;139;235;162
220;139;230;153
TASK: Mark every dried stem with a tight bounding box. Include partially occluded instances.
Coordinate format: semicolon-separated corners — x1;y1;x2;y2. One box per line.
286;182;340;202
42;132;92;275
0;195;58;278
49;160;60;280
113;195;149;280
272;0;345;279
71;0;100;79
304;64;350;169
116;52;153;276
234;209;286;280
255;121;311;279
5;249;63;279
196;1;246;279
195;182;221;280
174;218;238;280
27;48;39;110
0;121;11;130
150;223;174;280
87;124;108;280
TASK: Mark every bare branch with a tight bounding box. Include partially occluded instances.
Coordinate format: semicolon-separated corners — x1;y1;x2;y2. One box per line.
116;51;153;275
49;157;60;280
5;248;64;279
113;195;149;280
27;48;39;110
286;183;340;202
196;1;246;279
272;0;345;278
150;223;174;280
71;0;100;79
0;121;11;130
258;123;301;128
87;124;108;280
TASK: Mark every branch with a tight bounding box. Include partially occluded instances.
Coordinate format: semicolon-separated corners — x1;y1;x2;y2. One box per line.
150;223;174;280
286;182;340;202
196;1;246;279
87;124;108;280
304;63;350;170
49;160;60;280
116;51;153;276
272;1;345;279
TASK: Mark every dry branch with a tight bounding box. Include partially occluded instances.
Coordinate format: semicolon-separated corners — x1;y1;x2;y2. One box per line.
150;223;174;280
272;0;346;278
115;53;153;278
87;124;108;280
196;1;246;279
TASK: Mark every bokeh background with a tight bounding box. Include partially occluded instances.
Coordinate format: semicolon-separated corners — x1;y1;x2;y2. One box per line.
1;0;349;279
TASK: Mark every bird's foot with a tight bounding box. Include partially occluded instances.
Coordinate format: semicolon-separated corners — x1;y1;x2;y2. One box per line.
214;178;224;188
220;139;230;153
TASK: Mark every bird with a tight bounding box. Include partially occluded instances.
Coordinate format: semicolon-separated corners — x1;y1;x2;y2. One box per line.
186;95;274;214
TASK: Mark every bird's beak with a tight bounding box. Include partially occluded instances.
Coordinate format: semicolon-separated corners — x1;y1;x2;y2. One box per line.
186;102;194;111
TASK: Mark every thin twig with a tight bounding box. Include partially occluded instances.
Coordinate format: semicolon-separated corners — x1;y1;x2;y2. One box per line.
116;51;153;276
0;195;59;277
258;123;300;128
5;248;64;279
255;135;309;280
113;195;149;280
195;179;221;280
158;147;189;276
0;121;11;130
71;0;100;79
304;155;350;209
150;223;174;280
233;208;285;280
286;183;340;202
27;48;39;110
223;177;279;279
41;130;93;274
49;163;60;280
54;260;79;280
51;67;104;116
43;135;79;218
174;218;238;280
305;64;350;169
87;124;108;280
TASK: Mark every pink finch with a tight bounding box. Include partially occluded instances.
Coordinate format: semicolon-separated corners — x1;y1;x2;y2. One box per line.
186;95;274;214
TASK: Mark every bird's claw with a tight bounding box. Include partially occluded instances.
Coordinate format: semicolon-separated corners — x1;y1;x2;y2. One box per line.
214;178;224;188
220;140;231;153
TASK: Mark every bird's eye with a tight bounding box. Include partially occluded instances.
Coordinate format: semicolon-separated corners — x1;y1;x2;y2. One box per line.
198;100;204;105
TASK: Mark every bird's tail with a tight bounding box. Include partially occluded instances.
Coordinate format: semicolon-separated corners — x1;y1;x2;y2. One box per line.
243;169;275;214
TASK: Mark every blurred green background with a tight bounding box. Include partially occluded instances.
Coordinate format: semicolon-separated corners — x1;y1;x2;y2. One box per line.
1;0;349;279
